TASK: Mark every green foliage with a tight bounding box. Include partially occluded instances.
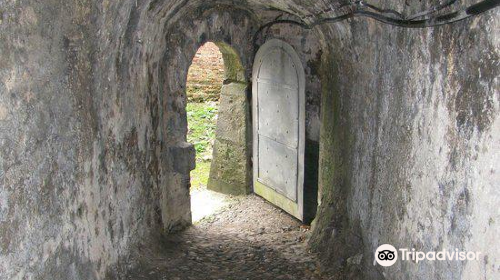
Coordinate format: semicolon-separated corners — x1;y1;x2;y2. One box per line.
187;101;218;190
187;102;218;156
190;160;212;190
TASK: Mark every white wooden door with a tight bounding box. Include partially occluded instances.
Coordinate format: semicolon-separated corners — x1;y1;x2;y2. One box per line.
252;39;305;221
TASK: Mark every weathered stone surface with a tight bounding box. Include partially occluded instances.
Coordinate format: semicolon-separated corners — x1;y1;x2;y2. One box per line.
170;142;196;174
310;4;500;280
208;82;251;195
0;1;261;279
0;0;498;279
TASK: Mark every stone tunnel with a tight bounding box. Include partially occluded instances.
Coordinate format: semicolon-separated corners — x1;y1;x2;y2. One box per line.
0;0;499;279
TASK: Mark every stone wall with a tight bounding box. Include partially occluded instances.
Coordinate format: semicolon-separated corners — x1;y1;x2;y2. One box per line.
0;1;259;279
0;0;128;278
208;82;251;195
310;2;500;279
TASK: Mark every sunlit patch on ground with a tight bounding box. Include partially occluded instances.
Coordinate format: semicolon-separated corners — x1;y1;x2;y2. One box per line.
190;188;234;223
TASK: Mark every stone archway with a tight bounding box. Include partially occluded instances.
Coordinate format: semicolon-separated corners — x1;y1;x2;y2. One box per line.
156;7;257;232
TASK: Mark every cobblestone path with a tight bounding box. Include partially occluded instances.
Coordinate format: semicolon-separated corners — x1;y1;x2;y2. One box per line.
112;195;330;280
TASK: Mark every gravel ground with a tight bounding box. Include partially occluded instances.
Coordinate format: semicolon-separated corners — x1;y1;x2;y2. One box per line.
111;194;330;280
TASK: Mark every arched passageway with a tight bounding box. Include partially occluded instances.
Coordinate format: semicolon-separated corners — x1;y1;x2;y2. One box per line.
107;9;325;279
1;1;498;280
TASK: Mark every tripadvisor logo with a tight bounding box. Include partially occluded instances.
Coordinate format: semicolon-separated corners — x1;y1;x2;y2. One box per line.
374;244;481;267
375;244;398;267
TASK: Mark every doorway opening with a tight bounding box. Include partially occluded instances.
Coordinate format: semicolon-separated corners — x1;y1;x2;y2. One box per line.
123;39;322;280
186;42;251;223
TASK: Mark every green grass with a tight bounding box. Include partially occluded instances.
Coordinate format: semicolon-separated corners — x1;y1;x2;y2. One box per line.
187;101;218;190
190;160;212;190
187;102;218;156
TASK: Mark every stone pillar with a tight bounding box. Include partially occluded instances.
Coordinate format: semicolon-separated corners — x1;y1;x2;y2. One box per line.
207;82;251;195
161;142;196;232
